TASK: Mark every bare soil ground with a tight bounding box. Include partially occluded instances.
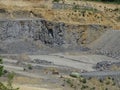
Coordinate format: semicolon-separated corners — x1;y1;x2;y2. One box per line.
1;52;119;90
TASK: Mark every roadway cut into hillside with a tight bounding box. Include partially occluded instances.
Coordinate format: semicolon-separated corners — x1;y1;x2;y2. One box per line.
89;30;120;59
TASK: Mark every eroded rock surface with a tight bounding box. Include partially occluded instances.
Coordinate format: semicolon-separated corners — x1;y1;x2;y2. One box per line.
0;19;109;53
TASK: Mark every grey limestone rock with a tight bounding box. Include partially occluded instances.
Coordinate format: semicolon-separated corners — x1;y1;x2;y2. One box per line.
0;19;108;53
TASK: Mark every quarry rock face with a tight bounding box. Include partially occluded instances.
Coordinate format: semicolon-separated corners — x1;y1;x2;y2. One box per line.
0;19;65;46
0;19;109;53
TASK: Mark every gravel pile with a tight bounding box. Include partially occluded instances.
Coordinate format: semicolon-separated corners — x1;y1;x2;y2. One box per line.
90;30;120;59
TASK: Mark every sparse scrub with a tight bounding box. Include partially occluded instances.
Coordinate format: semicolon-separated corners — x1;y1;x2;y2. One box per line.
72;4;80;11
27;64;33;70
72;4;99;13
7;72;19;90
65;78;74;87
0;57;4;76
64;76;119;90
107;76;111;80
86;0;120;4
81;85;89;90
70;72;81;78
90;87;95;90
99;78;103;83
112;82;116;86
0;58;19;90
80;78;87;83
105;88;108;90
105;80;110;85
52;0;60;3
117;16;120;22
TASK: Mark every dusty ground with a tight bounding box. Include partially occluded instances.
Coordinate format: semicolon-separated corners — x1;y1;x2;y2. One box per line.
1;51;119;90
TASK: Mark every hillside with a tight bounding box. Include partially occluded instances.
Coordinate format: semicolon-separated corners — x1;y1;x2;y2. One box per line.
0;0;119;29
0;0;120;90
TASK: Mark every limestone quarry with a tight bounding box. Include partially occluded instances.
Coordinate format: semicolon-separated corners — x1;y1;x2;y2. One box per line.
0;0;120;90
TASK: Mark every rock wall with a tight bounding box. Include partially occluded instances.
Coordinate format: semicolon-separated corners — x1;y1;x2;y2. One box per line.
0;19;109;53
0;19;66;46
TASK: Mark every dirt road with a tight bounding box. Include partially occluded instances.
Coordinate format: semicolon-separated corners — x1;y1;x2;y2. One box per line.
29;53;118;71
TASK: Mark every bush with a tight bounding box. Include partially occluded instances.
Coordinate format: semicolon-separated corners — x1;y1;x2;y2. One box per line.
65;78;74;87
81;85;88;90
105;88;108;90
70;72;81;78
53;0;60;3
87;0;120;4
117;16;120;22
0;72;19;90
106;81;110;85
80;78;87;83
0;57;19;90
112;82;116;86
99;79;103;83
27;64;33;70
0;58;4;76
90;87;95;90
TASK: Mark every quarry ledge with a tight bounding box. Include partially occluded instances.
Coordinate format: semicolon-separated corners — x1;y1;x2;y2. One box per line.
0;18;112;28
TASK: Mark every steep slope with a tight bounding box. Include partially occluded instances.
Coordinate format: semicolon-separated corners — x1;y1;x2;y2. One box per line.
89;30;120;59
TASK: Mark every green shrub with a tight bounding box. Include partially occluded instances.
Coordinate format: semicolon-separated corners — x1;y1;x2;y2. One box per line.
90;87;95;90
112;82;116;86
52;0;60;3
81;85;88;90
99;79;103;83
0;72;19;90
0;58;4;76
70;72;80;78
7;72;15;89
0;57;19;90
80;78;87;83
27;64;33;70
65;78;74;87
86;0;120;4
117;16;120;22
106;81;110;85
105;88;108;90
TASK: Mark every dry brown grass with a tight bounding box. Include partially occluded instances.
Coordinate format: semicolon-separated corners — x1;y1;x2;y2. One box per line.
64;76;120;90
0;0;119;29
13;76;41;84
